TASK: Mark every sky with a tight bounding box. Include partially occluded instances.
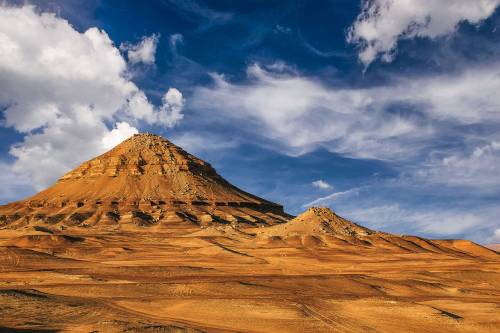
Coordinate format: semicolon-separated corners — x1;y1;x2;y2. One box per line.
1;0;500;244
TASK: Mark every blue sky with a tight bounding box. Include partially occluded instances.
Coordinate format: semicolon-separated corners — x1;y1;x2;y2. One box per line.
1;0;500;244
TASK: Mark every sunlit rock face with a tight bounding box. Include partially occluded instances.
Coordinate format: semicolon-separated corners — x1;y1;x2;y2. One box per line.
0;133;290;231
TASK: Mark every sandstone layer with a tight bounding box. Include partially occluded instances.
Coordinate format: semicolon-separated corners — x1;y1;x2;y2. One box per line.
0;134;291;232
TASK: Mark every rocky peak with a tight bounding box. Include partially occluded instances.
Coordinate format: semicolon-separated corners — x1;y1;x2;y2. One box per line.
59;133;216;181
254;206;372;238
0;133;290;231
293;207;373;237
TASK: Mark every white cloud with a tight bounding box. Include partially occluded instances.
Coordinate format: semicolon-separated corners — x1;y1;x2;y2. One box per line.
345;204;485;235
301;179;500;242
348;0;500;66
192;62;500;205
304;187;360;207
126;88;184;127
405;66;500;123
101;122;139;150
160;88;185;126
169;33;184;49
193;63;500;161
0;5;183;188
490;229;500;243
312;179;332;189
121;34;159;65
274;25;291;34
414;141;500;189
193;64;424;160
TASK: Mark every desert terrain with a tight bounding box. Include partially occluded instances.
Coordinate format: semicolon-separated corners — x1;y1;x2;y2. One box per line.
0;134;498;332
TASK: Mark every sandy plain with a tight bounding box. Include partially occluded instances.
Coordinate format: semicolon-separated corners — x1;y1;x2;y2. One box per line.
0;222;499;333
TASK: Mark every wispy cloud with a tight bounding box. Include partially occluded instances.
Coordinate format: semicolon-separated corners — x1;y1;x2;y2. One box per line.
164;0;233;30
192;64;425;160
170;132;239;154
411;141;500;191
298;30;351;59
490;229;500;243
303;187;360;208
344;203;500;241
192;62;500;162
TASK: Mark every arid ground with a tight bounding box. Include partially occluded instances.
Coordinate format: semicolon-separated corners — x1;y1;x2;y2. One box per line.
1;224;499;333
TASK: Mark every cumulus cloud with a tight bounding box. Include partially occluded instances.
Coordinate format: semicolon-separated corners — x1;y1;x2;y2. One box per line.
127;88;185;127
101;122;139;150
160;88;185;126
312;180;332;189
0;5;183;188
348;0;500;66
121;34;159;65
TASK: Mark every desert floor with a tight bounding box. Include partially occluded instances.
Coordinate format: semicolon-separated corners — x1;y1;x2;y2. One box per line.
0;228;499;333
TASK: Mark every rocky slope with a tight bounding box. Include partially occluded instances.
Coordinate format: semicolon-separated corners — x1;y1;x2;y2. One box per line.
249;207;498;259
0;133;291;232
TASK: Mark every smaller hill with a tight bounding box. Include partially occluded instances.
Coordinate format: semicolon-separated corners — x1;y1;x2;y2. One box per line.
255;207;374;238
252;207;498;259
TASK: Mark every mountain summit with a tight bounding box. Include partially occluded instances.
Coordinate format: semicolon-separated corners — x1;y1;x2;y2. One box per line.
0;133;290;230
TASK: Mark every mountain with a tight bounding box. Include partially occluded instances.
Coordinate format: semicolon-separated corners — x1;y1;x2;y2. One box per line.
0;133;291;231
0;133;496;260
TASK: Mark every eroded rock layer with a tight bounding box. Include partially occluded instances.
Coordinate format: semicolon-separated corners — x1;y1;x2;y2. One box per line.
0;133;291;231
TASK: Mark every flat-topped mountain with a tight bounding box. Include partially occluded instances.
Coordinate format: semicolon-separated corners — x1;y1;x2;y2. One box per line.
54;133;278;205
0;133;290;231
